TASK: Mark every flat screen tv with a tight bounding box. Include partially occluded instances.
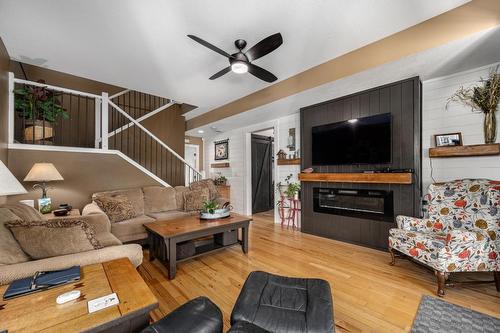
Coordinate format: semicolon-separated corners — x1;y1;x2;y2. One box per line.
312;113;391;165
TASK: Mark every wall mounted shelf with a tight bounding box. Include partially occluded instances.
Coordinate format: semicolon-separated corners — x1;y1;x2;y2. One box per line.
277;158;301;165
298;172;413;184
211;162;230;168
429;143;500;158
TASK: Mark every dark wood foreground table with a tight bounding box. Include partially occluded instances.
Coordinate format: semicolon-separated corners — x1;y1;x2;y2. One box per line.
0;258;158;333
144;213;251;279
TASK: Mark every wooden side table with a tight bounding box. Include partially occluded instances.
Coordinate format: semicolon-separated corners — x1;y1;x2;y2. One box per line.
216;185;230;201
45;208;81;219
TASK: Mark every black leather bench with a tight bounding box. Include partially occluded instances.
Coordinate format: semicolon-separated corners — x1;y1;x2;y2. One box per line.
229;271;335;333
140;296;223;333
141;271;334;333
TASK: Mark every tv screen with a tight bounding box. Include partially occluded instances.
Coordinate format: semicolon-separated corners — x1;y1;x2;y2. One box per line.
312;113;391;165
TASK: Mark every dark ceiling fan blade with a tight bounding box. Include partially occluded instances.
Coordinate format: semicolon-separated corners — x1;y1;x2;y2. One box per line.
245;33;283;62
247;63;277;83
187;35;234;59
209;66;231;80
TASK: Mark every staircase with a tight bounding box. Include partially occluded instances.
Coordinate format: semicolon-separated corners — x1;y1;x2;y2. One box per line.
8;73;201;187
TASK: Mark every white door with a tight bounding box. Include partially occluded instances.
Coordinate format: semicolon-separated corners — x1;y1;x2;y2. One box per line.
184;144;199;185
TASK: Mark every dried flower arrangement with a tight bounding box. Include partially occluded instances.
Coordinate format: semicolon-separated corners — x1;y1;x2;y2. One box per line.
446;67;500;144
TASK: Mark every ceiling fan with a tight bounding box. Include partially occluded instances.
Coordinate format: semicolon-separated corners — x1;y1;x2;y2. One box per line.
187;33;283;83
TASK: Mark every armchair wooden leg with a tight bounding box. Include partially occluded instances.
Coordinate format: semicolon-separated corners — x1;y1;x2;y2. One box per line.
435;271;449;297
495;271;500;292
389;247;396;266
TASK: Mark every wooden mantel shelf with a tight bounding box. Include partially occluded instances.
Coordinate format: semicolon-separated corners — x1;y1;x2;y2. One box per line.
277;158;301;165
429;143;500;158
299;172;413;184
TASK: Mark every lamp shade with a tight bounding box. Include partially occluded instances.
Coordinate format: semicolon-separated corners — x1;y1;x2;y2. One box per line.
0;160;27;195
24;163;64;182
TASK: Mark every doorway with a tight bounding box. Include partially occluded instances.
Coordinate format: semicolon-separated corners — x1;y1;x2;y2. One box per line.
251;129;274;214
184;144;199;185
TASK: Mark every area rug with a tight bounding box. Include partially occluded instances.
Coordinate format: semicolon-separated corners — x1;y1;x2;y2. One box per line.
411;295;500;333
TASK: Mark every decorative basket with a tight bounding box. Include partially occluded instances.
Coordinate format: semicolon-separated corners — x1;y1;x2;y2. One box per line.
200;207;231;220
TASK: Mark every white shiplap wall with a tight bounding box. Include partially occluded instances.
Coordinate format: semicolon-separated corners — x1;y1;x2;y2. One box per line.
204;114;300;223
274;114;301;226
422;63;500;190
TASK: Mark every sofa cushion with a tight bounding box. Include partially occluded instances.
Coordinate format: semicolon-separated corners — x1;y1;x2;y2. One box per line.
0;208;30;265
143;186;177;214
147;210;191;221
93;188;145;216
6;219;103;260
0;244;143;286
184;188;210;212
94;195;137;223
0;203;45;222
174;186;189;210
111;214;155;242
190;179;219;200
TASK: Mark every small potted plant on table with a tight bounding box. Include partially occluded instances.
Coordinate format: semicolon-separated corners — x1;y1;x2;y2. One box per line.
200;200;231;220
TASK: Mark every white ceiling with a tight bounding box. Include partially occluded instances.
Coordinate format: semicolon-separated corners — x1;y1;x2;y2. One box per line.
0;0;469;119
186;27;500;137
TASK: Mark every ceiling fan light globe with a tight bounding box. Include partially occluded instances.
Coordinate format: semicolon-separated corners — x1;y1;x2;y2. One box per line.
231;62;248;74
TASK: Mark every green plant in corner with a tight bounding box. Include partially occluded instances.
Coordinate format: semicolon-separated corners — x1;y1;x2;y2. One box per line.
285;182;301;199
202;200;219;214
447;67;500;144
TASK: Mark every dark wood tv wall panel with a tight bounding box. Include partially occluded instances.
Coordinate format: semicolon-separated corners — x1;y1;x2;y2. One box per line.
300;77;422;250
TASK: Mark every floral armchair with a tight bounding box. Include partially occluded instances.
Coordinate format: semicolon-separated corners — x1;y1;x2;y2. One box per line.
388;179;499;296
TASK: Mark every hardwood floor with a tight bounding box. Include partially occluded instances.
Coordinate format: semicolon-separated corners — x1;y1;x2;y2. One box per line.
138;213;500;332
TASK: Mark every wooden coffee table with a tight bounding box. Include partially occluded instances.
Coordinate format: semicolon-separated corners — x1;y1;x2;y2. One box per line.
0;258;158;332
145;213;251;279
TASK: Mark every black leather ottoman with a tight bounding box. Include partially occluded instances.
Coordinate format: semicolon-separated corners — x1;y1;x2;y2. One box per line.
141;296;223;333
229;271;335;333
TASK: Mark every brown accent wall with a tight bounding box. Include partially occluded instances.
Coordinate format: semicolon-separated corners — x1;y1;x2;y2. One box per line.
186;0;500;130
0;38;10;163
142;104;185;156
185;136;204;172
10;62;123;96
6;149;159;210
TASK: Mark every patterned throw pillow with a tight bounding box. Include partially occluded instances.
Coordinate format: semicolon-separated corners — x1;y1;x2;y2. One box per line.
94;195;137;223
5;219;102;259
184;188;210;212
190;179;219;200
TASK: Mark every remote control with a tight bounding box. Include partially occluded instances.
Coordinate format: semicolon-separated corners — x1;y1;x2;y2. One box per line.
56;290;81;304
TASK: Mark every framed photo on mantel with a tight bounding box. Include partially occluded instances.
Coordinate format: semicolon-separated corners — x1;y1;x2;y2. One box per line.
434;132;463;147
214;139;229;160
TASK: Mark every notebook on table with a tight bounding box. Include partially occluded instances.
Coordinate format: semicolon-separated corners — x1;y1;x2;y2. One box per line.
3;265;81;300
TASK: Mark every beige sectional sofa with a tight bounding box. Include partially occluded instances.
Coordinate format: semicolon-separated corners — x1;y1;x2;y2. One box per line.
0;203;143;285
83;181;227;243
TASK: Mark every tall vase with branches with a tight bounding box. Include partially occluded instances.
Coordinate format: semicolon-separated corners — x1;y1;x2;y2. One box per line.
447;67;500;144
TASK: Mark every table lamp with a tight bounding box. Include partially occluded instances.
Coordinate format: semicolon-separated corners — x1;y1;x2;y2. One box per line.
0;160;27;196
24;163;63;198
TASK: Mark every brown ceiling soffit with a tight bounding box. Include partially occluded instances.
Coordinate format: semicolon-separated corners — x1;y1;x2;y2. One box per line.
186;0;500;130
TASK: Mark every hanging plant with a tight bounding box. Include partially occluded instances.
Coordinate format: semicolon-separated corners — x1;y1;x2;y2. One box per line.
446;67;500;144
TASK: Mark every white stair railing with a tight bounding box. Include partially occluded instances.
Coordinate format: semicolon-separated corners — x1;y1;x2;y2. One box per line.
8;73;202;187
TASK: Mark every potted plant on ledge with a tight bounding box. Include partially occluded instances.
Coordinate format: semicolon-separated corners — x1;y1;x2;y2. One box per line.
447;67;500;144
14;80;68;144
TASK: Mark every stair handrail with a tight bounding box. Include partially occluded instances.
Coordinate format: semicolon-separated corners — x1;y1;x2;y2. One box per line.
107;100;202;179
